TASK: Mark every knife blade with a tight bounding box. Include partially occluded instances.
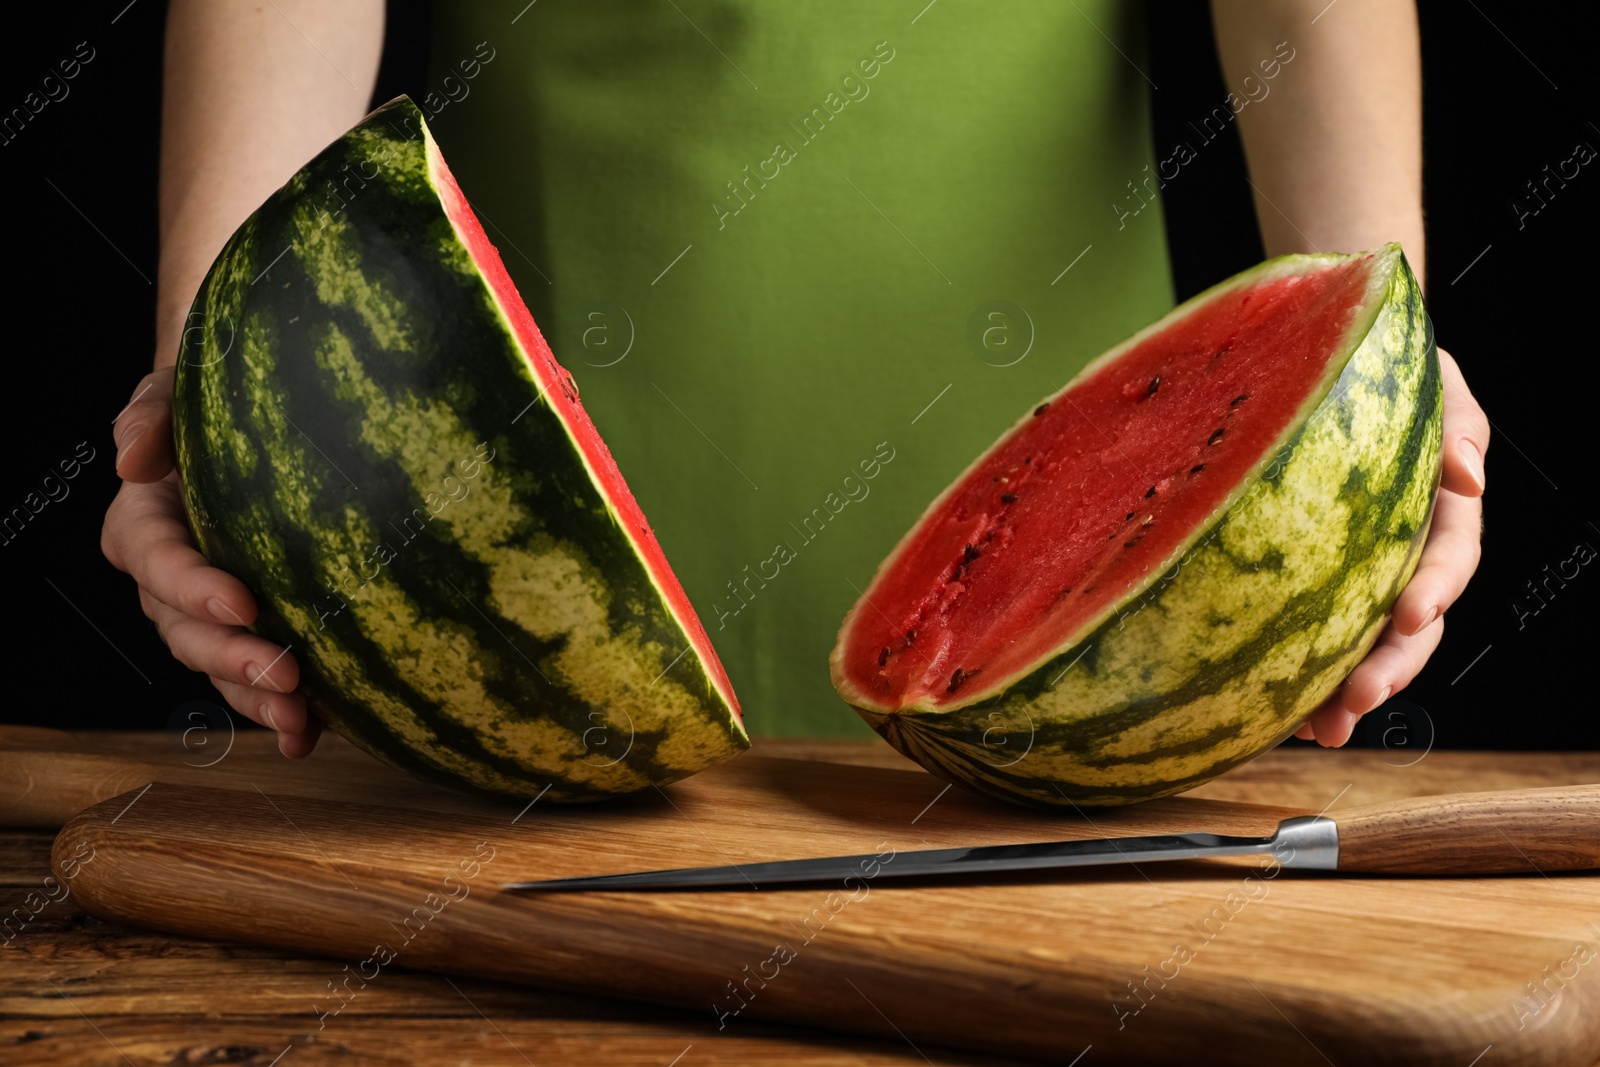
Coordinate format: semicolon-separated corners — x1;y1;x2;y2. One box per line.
501;784;1600;890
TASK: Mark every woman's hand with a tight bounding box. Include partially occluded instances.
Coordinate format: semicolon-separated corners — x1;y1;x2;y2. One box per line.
103;367;320;757
1296;346;1487;745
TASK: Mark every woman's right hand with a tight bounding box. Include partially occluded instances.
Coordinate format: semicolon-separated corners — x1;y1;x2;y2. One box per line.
103;366;320;757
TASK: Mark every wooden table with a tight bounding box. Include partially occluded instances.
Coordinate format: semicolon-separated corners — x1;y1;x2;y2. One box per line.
4;733;1598;1065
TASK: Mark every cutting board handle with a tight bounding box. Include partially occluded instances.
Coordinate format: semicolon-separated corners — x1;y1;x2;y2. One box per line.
1335;783;1600;874
0;727;161;829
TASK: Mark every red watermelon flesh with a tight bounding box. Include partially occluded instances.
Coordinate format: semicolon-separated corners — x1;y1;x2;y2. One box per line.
844;254;1383;712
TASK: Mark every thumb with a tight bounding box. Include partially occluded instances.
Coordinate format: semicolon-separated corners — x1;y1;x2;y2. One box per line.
114;366;177;483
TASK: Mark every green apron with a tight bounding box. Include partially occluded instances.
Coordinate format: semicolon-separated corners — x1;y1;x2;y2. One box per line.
424;0;1174;736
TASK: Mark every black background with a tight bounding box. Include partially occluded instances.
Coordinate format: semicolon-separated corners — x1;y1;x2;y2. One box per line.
0;2;1593;749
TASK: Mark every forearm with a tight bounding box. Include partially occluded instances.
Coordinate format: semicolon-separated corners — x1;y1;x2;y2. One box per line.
156;0;383;363
1211;0;1425;287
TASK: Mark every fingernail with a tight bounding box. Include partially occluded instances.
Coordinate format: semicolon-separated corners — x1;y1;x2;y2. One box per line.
247;662;284;692
1413;605;1439;635
258;702;276;730
1366;686;1393;714
208;597;244;625
114;426;147;475
1459;439;1485;493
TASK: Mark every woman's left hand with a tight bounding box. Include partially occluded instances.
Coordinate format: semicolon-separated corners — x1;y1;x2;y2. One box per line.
1295;346;1488;746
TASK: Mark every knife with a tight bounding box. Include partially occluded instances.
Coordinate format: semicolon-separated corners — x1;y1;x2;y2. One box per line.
502;784;1600;890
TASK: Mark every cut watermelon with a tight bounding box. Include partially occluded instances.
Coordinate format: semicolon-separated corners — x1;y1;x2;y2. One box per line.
832;246;1441;806
174;97;747;802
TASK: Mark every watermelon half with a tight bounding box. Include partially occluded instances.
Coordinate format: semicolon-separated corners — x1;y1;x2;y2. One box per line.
174;97;746;802
831;246;1441;807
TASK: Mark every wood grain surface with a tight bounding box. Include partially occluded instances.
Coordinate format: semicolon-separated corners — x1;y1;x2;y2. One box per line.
0;724;505;829
1;830;999;1066
22;730;1600;1066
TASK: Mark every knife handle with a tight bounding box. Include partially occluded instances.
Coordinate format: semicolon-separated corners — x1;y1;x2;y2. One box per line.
1333;784;1600;874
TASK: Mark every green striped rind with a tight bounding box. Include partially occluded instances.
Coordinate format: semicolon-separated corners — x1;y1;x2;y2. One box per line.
844;246;1441;807
173;97;747;802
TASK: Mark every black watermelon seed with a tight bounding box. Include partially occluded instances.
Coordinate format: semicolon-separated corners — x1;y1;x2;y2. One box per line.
949;564;966;582
1144;485;1157;498
1058;587;1072;597
1024;455;1032;464
1124;538;1141;548
1190;463;1206;474
964;543;981;563
1230;393;1249;407
1146;375;1160;396
991;476;1000;483
878;647;890;667
1001;492;1017;504
947;668;965;693
905;629;917;647
1208;428;1226;446
1033;402;1050;417
1125;511;1135;522
1213;345;1232;359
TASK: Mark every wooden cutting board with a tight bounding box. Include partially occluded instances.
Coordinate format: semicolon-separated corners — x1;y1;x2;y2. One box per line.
40;732;1600;1067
